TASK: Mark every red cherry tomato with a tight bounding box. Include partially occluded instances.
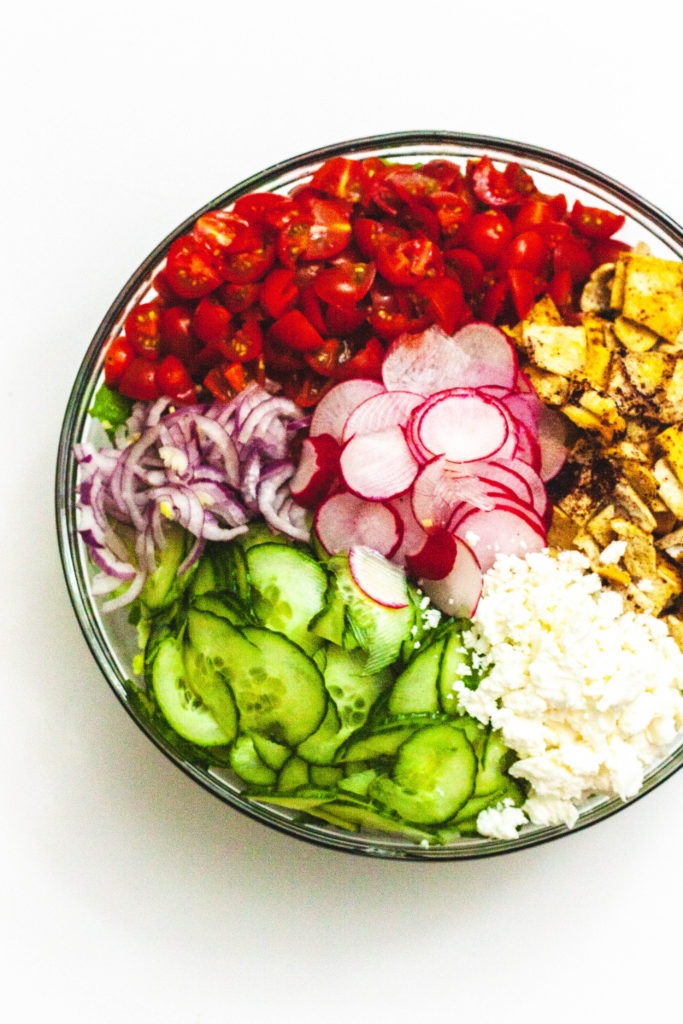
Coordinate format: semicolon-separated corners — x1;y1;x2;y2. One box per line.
591;238;632;265
419;160;462;189
233;192;297;230
511;200;557;235
427;191;473;242
165;235;222;299
220;281;261;313
313;261;376;307
192;211;249;256
221;312;262;362
159;305;196;362
278;218;312;267
192;297;232;345
376;235;443;286
569;200;626;241
118;357;160;401
501;229;549;274
471;156;520;207
124;302;163;360
281;371;330;408
269;309;325;352
324;302;367;334
310;157;369;204
104;336;134;385
443;248;485;297
156;355;195;401
260;268;299;318
305;337;350;378
335;336;384;381
507;268;538;320
478;276;510;323
301;198;353;260
548;268;573;311
553;236;593;282
464;211;513;267
353;217;408;259
222;228;275;283
415;275;467;335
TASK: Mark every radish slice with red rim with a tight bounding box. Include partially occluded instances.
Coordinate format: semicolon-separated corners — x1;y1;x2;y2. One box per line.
340;425;418;500
415;393;509;463
446;458;535;510
405;529;457;580
513;421;542;472
412;457;517;532
288;433;340;510
310;378;385;443
315;491;402;557
388;493;429;565
451;503;545;572
419;538;483;618
348;546;410;609
341;389;424;442
382;322;517;395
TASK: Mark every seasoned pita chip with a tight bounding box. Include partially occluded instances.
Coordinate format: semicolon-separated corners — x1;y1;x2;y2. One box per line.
583;313;615;390
610;517;657;576
613;315;660;352
581;263;615;314
524;324;586;378
613;480;658;533
622;349;673;397
664;615;683;652
622;253;683;343
654;458;683;517
656;423;683;481
546;506;580;549
585;504;616;547
523;363;572;406
610;252;628;310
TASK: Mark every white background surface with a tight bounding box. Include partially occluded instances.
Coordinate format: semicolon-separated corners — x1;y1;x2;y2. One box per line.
3;3;682;1021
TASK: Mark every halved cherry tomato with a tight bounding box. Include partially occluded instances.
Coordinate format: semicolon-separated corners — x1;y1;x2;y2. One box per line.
299;285;328;336
501;229;549;274
369;284;431;339
301;198;353;260
260;268;299;318
465;211;513;267
220;281;261;313
548;268;573;311
591;238;632;264
152;269;180;305
124;301;163;360
118;357;160;401
507;268;538;320
569;200;626;240
192;296;232;345
269;309;325;352
104;336;134;385
471;156;520;207
419;160;462;189
221;312;262;362
353;217;408;259
165;235;222;299
222;228;275;283
160;305;196;362
478;276;510;323
156;355;195;401
512;200;557;235
278;218;312;267
415;276;467;334
443;248;485;297
383;168;440;204
192;211;249;256
281;370;330;407
233;193;297;230
324;302;367;334
313;261;376;308
377;235;443;286
427;191;473;242
335;336;384;381
305;337;350;378
310;157;369;204
553;236;593;282
204;363;245;401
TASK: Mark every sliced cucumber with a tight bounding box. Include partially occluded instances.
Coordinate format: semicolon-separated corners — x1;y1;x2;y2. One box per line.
387;636;446;716
330;555;415;673
369;723;477;825
276;756;310;793
309;575;346;647
251;733;291;771
229;734;277;787
182;642;239;741
246;543;327;654
191;591;251;625
187;610;326;746
151;637;232;747
140;523;192;610
296;701;344;765
438;624;474;714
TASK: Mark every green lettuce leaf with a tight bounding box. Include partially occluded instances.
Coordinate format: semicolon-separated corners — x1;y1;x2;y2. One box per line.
89;383;133;441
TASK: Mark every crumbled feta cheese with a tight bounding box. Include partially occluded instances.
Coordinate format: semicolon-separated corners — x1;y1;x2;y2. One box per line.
476;799;528;840
599;540;627;564
458;550;683;830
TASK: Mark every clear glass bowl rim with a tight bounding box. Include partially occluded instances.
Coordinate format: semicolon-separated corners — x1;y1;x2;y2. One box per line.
55;129;683;861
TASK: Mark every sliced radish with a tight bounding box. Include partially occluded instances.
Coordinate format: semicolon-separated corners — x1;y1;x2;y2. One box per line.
503;459;547;518
341;389;424;443
340;426;418;500
382;322;517;395
412;457;513;533
419;538;483;618
502;390;543;433
513;421;542;472
415;393;509;463
348;546;410;608
537;405;568;482
315;491;402;558
447;458;535;510
405;530;457;580
288;433;340;510
387;493;429;565
310;378;385;443
452;504;545;573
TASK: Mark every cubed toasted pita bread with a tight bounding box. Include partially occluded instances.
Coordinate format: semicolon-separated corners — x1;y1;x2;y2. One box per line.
585;504;616;547
524;324;586;378
583;313;615;390
523;363;572;406
622;349;674;397
610;517;657;576
610;253;629;310
622;253;683;343
546;506;580;549
654;458;683;517
613;315;660;352
656;423;683;481
613;480;658;533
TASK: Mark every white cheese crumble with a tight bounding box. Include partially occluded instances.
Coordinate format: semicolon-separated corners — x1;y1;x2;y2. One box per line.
599;539;627;564
458;549;683;838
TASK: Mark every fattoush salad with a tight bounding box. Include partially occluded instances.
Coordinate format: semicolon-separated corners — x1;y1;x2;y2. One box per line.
75;153;683;844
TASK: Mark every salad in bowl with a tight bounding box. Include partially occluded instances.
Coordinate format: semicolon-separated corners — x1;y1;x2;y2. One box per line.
56;132;683;859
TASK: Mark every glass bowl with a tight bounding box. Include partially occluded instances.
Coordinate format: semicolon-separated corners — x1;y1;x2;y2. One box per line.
55;130;683;860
